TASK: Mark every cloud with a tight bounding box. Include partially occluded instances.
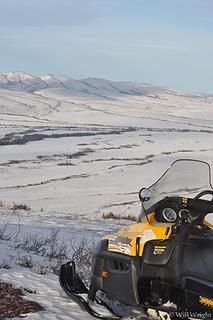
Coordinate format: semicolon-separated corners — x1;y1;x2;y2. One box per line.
0;0;108;27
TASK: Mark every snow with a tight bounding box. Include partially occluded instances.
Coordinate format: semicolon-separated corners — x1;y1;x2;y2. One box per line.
0;71;212;319
0;268;93;320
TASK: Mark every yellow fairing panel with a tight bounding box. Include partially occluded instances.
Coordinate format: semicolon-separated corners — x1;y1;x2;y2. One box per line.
105;212;212;257
104;213;172;257
204;220;213;229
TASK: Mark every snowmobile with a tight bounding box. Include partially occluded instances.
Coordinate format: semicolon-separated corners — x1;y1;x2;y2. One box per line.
59;159;213;319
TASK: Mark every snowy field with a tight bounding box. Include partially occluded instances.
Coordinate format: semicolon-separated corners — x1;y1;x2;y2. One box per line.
0;72;213;319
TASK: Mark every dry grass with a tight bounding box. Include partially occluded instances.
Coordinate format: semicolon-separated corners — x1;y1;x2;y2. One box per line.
0;201;4;208
103;212;136;221
11;203;30;212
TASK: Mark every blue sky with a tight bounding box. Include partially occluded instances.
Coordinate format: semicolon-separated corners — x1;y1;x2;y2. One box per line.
0;0;213;93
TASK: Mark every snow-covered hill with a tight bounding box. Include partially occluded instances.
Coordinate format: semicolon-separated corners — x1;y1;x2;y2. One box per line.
0;71;206;98
0;71;212;320
0;71;213;215
0;71;164;95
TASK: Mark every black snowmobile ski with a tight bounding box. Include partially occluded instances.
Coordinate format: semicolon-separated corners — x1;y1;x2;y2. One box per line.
59;261;121;319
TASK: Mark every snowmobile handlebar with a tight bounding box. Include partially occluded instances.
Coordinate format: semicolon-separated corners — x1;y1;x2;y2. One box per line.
185;190;213;224
193;189;213;201
151;191;213;227
172;191;213;227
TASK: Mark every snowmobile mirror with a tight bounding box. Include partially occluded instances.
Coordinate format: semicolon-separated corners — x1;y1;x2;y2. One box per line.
139;188;151;202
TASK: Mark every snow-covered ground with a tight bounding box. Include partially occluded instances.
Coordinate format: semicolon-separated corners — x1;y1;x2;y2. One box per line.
0;268;94;320
0;72;212;319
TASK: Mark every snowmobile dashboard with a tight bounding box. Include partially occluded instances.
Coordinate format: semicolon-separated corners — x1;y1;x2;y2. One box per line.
153;190;213;226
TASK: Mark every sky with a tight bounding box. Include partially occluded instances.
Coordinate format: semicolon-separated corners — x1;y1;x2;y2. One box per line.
0;0;213;93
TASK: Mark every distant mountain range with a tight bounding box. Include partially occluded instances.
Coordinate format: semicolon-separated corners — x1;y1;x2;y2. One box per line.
0;71;205;98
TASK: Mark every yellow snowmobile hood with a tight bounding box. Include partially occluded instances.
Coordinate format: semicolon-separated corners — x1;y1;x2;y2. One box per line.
104;213;173;257
104;213;213;257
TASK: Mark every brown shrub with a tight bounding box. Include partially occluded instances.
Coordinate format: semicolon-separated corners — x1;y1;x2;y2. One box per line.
103;212;117;219
103;212;136;221
125;214;137;221
11;203;30;212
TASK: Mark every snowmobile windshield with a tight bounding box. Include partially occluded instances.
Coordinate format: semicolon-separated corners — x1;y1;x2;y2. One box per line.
142;159;213;222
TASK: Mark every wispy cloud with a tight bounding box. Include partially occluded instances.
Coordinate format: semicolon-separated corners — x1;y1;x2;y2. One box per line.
86;42;191;57
0;0;108;26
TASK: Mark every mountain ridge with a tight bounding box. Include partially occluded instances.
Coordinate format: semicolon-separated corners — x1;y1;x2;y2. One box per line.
0;71;210;98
